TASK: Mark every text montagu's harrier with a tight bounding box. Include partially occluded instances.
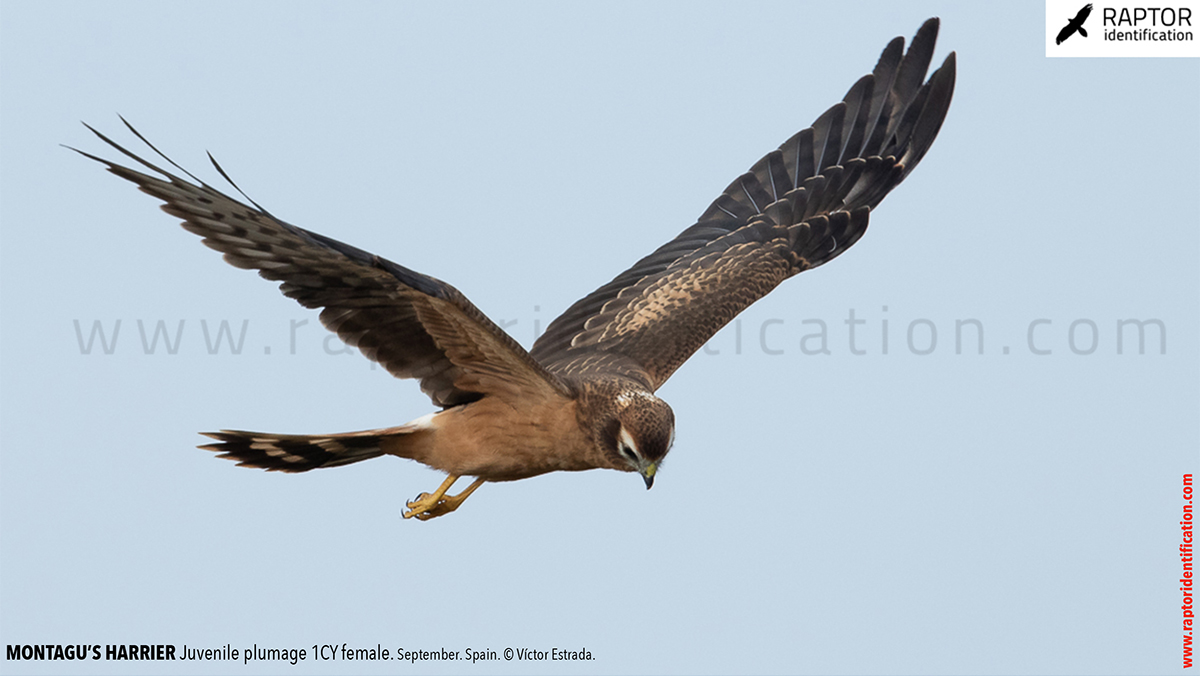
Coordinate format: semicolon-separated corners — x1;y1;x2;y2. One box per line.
74;19;955;520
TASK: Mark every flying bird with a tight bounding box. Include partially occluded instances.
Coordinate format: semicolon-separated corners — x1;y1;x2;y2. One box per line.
1057;3;1093;44
73;19;955;521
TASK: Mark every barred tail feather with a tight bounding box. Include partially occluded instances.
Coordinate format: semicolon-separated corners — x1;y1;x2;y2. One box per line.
199;425;420;473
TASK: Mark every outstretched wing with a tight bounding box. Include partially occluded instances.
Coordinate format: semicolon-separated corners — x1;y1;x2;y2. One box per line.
73;121;570;408
531;18;956;390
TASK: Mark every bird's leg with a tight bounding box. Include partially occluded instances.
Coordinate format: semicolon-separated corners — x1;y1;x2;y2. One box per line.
403;476;485;521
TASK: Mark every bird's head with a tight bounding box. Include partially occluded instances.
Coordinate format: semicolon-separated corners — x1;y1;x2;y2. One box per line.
599;389;675;489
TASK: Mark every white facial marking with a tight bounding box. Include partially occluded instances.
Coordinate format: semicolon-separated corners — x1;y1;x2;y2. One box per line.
618;425;639;458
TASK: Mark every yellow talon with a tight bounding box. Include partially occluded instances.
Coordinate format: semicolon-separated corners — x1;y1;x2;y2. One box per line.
403;475;485;521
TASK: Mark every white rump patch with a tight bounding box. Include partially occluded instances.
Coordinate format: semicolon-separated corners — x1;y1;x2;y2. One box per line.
403;412;439;430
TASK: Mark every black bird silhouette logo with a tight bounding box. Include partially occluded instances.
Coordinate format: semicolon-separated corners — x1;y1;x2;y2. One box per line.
1057;3;1093;44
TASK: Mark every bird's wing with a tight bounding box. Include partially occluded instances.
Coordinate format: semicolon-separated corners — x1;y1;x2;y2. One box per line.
1075;3;1093;22
73;122;571;408
530;18;955;390
1056;23;1077;44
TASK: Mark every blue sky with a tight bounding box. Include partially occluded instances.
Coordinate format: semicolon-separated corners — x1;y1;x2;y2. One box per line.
2;2;1197;674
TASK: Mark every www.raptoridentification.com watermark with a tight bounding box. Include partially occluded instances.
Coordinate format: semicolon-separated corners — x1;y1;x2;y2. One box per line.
1182;473;1195;668
70;307;1168;360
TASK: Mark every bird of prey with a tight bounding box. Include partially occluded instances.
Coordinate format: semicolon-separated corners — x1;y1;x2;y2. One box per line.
74;18;955;521
1057;3;1093;44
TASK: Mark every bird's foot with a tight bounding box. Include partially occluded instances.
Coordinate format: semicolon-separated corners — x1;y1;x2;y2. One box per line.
403;491;464;521
402;476;485;521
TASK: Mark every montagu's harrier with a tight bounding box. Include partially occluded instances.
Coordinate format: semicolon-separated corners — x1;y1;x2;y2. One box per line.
74;19;955;520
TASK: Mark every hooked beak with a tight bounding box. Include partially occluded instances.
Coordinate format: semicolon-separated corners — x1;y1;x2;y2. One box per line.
640;462;657;490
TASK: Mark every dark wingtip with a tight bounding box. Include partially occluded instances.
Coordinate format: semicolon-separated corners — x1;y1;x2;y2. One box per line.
206;150;270;214
943;51;957;74
911;17;941;55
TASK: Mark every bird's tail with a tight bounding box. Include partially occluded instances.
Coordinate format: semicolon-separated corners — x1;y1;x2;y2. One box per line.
199;423;429;473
